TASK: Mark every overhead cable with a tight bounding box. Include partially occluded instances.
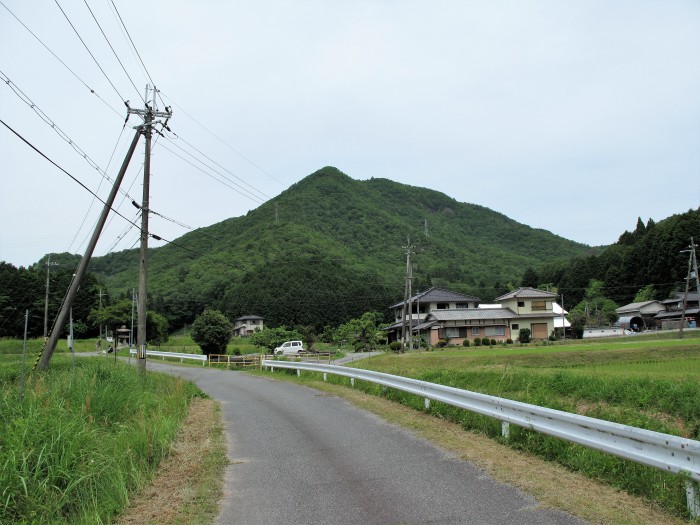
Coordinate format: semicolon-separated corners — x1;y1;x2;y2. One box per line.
82;0;144;102
54;0;126;103
0;117;140;231
159;90;284;186
0;0;122;118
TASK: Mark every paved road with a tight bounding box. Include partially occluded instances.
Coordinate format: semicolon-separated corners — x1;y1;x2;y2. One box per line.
147;362;586;525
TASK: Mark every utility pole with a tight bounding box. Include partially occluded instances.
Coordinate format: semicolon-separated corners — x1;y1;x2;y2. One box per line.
43;254;57;340
128;85;172;373
679;237;698;340
97;288;106;352
401;236;415;351
36;85;171;372
36;129;142;371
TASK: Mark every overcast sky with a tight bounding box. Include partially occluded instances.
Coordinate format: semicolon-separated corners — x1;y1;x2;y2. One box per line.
1;1;699;268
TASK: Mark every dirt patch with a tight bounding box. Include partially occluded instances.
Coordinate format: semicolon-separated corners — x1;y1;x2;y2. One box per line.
116;397;225;525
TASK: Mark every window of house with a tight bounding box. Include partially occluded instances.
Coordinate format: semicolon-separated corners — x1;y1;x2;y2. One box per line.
531;300;547;311
485;326;505;336
437;303;449;310
472;327;480;336
456;303;470;309
446;327;460;338
512;324;519;330
517;301;525;307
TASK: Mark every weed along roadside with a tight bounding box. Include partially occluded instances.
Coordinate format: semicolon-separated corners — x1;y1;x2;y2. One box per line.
260;334;700;522
0;356;211;524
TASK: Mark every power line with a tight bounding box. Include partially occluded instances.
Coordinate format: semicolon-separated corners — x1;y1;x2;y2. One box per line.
159;90;283;186
0;0;122;118
107;0;162;106
66;124;127;253
81;0;144;102
0;118;140;231
0;70;138;204
53;0;126;103
165;132;271;201
157;141;266;204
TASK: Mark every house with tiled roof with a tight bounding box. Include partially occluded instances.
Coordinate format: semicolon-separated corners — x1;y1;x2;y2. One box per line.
494;287;559;340
385;287;480;344
653;292;699;330
386;286;560;346
423;307;517;344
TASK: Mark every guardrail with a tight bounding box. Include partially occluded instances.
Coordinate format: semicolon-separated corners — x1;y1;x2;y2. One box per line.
129;348;207;365
271;352;332;363
262;360;700;518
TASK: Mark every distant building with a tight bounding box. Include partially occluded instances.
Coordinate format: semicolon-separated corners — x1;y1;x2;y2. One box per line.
654;292;699;330
615;300;664;331
233;315;264;337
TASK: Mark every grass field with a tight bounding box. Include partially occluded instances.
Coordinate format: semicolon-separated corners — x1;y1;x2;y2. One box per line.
303;330;700;518
0;355;205;524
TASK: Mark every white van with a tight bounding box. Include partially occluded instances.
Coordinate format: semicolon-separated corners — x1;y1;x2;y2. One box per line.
274;340;305;355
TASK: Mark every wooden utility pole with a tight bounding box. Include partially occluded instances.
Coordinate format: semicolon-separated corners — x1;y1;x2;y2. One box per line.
128;85;172;372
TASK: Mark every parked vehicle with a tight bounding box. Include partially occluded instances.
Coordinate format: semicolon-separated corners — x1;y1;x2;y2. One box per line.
274;340;305;355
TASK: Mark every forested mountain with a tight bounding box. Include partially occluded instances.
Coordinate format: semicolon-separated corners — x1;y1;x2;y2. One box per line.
88;166;592;329
538;209;700;308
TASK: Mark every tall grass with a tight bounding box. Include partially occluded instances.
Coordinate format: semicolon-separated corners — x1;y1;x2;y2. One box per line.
1;356;203;524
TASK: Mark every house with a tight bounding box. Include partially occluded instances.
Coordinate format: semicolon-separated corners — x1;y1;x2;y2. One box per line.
654;292;700;330
233;315;264;337
423;307;517;346
494;287;559;341
615;300;664;331
386;286;560;346
385;287;480;344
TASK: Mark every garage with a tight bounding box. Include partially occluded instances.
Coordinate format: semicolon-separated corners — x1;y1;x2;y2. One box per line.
531;323;548;339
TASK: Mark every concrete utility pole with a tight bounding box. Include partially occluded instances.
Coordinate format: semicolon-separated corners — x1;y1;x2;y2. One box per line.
43;254;57;339
679;237;698;340
401;237;415;351
128;85;172;373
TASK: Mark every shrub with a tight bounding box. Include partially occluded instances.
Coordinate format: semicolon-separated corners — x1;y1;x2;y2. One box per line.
490;339;497;346
462;339;470;347
481;337;491;346
506;338;513;344
436;339;448;348
518;328;531;344
473;338;482;346
389;341;402;352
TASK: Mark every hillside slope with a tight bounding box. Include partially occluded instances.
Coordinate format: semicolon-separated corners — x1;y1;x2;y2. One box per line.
93;167;592;328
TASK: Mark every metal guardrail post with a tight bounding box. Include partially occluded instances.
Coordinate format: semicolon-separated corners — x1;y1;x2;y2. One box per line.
687;480;699;518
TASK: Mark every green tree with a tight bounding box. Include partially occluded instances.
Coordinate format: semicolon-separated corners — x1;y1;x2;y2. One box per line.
570;279;619;325
632;284;656;303
335;311;387;352
521;267;539;288
191;309;232;356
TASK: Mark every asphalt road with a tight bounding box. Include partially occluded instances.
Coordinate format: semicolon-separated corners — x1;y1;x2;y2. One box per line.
147;361;586;525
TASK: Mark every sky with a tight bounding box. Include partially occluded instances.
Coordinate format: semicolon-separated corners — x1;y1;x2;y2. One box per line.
1;1;699;269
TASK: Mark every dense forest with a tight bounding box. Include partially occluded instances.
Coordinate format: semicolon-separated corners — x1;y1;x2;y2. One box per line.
537;209;700;308
1;166;696;338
